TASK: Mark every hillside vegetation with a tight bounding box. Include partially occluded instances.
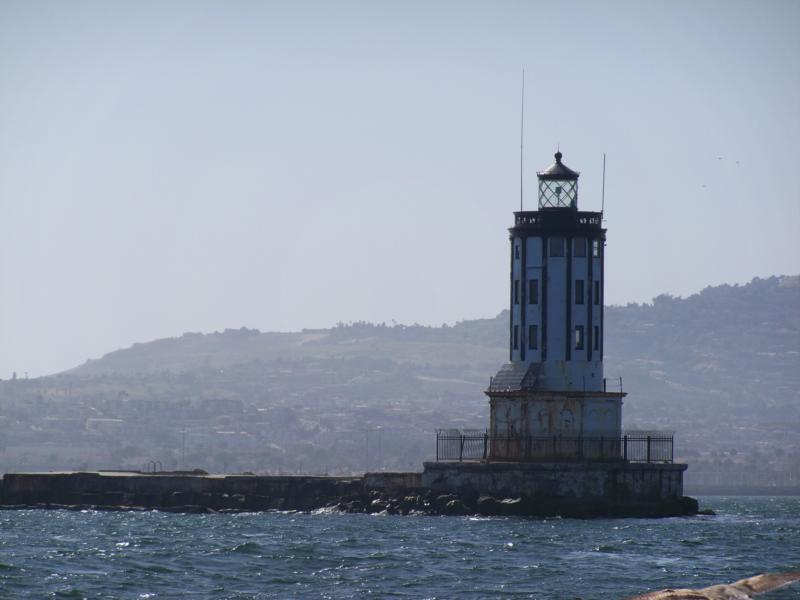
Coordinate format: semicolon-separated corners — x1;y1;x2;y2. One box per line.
0;275;797;489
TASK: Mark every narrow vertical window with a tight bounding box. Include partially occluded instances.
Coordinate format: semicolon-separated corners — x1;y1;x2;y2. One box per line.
549;237;564;257
575;280;585;304
594;281;600;305
514;280;519;304
592;239;600;257
573;238;586;257
594;326;599;350
515;244;520;259
529;279;538;304
528;325;538;350
513;325;519;350
575;325;584;350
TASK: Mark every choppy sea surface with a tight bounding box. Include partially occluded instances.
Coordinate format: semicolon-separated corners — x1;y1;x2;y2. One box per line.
0;497;798;599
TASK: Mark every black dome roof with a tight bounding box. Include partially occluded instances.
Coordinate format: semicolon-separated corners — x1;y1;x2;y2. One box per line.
536;151;580;180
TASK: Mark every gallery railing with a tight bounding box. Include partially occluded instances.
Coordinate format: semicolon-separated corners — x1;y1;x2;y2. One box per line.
434;430;674;464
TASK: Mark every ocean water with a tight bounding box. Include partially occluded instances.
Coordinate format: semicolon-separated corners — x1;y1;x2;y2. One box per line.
0;497;798;599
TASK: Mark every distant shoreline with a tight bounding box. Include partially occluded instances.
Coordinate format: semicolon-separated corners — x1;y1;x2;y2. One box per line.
686;486;800;497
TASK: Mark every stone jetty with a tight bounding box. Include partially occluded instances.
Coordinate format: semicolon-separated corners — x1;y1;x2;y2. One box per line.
0;470;697;517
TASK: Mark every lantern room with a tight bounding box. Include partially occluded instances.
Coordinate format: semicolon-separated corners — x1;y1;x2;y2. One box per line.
537;150;579;209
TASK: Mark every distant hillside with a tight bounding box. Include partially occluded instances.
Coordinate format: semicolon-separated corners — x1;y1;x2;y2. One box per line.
70;317;509;375
1;275;798;488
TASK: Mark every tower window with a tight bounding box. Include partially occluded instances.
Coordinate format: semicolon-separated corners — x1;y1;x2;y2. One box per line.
594;281;600;305
575;326;584;350
549;238;564;257
529;279;539;304
594;326;600;350
514;280;519;304
592;239;600;257
575;280;585;304
515;244;520;259
513;325;519;350
574;238;586;257
528;325;538;350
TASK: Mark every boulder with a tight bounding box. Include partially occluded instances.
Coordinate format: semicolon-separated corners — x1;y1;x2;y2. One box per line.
476;495;504;516
434;494;459;512
443;499;467;516
499;497;526;516
368;499;388;513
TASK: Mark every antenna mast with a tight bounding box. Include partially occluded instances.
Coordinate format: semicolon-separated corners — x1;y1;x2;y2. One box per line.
520;69;525;212
601;152;607;215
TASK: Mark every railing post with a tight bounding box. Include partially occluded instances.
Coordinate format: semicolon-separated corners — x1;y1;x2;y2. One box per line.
646;435;651;464
436;431;439;462
483;432;488;460
459;434;464;462
600;436;604;460
552;435;557;458
623;435;628;461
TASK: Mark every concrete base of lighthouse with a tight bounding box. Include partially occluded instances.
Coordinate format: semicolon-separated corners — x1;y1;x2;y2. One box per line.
421;460;695;517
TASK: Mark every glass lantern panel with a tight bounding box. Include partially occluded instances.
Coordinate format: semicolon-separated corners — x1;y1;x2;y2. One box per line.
538;179;577;209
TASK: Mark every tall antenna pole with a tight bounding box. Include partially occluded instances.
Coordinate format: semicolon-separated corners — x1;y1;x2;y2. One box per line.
520;69;525;212
601;152;607;215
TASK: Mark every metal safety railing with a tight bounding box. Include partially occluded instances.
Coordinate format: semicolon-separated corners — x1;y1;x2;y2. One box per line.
434;430;674;464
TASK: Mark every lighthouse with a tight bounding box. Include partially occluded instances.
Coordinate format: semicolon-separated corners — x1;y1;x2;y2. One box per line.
487;150;624;458
423;149;691;516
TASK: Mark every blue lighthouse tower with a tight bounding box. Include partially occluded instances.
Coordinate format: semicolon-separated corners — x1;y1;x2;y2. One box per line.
487;151;624;458
423;148;690;516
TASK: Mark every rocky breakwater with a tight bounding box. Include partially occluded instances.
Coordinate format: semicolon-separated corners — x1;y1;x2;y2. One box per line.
0;470;698;517
342;488;698;517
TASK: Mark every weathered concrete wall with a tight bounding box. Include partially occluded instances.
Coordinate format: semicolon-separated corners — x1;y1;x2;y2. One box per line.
489;394;622;440
422;461;687;505
363;471;422;493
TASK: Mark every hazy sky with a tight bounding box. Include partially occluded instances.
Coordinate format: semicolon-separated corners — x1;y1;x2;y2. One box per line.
1;0;798;377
